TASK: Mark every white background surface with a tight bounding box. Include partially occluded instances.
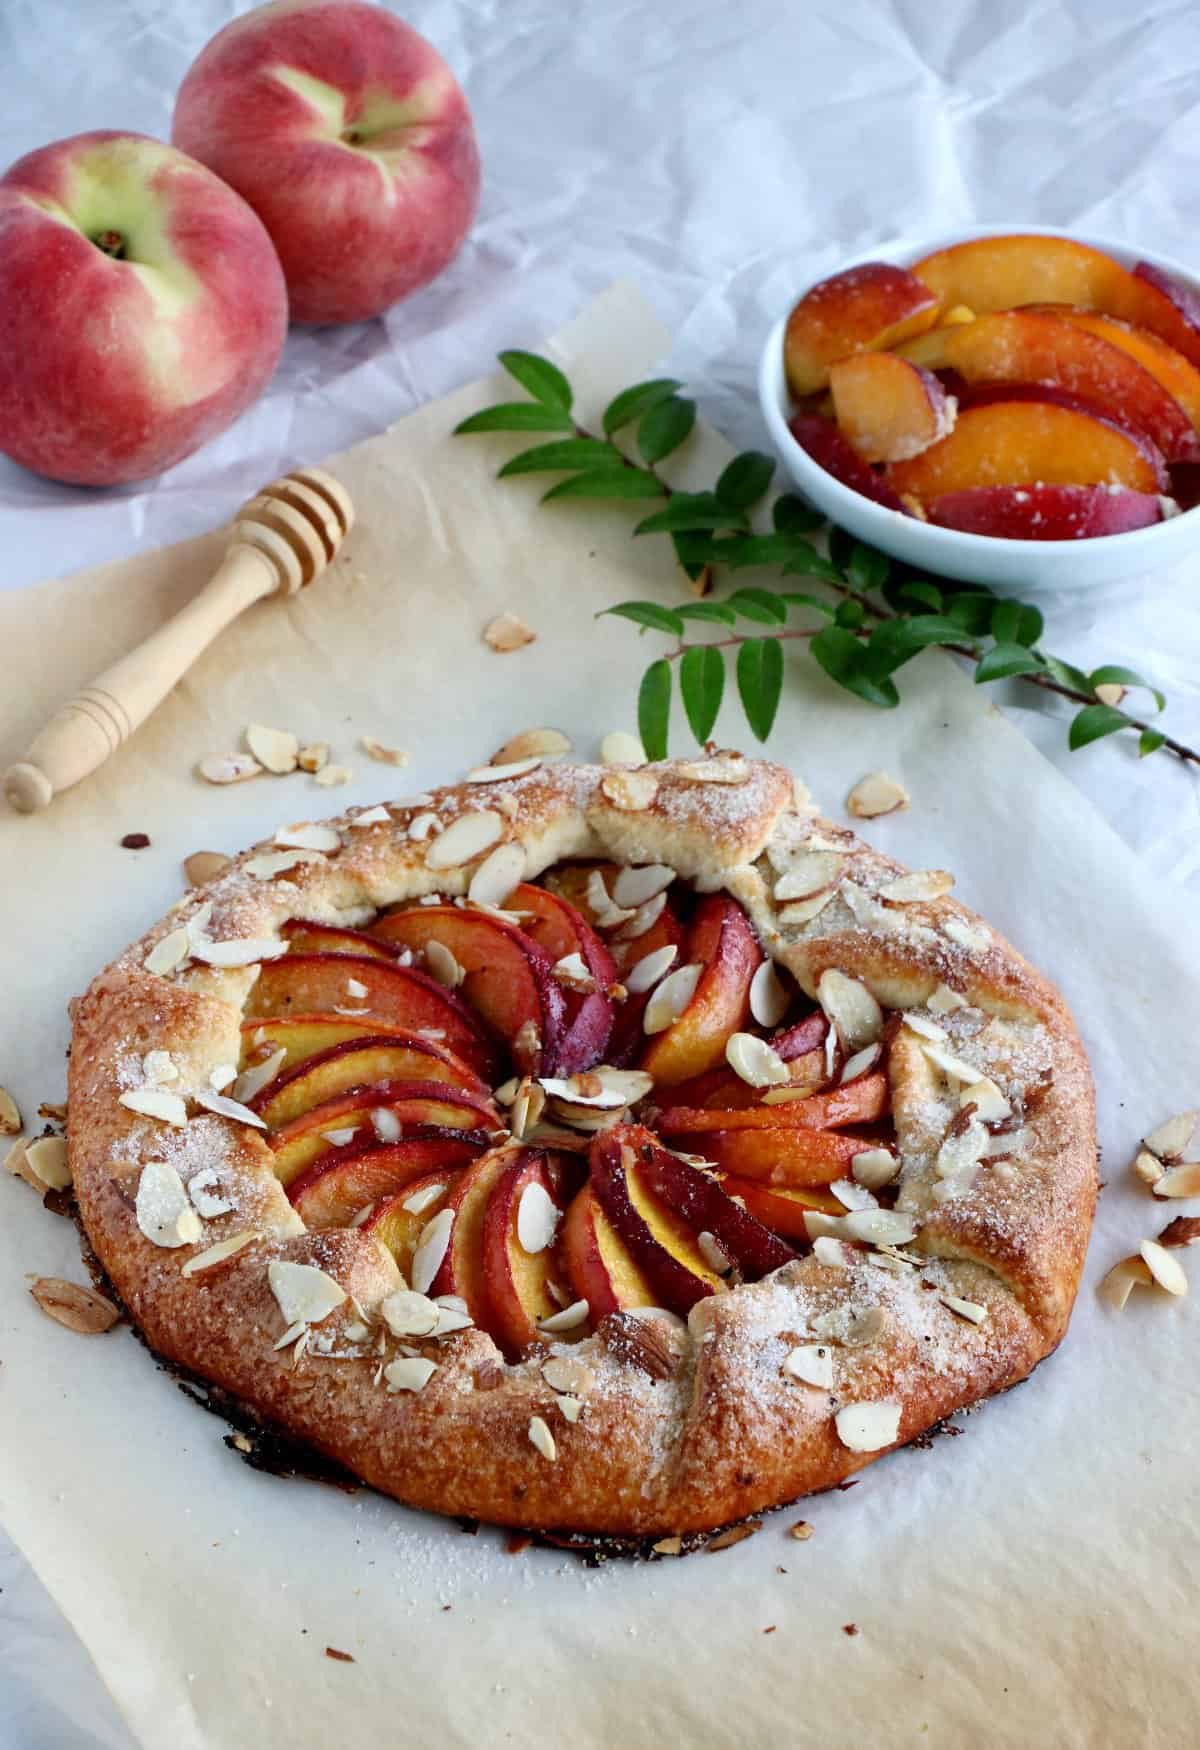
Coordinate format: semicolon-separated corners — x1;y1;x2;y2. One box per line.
1;1;1198;1744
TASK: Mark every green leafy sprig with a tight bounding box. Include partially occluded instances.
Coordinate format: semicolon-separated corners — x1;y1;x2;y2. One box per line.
455;351;1196;766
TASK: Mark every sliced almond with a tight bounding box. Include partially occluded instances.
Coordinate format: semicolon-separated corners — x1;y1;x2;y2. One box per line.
528;1415;558;1461
181;1231;258;1276
410;1207;454;1295
844;1306;887;1344
314;764;353;788
674;754;748;785
776;851;845;901
385;1357;438;1392
779;889;836;928
136;1160;202;1247
517;1181;561;1254
612;892;668;942
840;1209;917;1246
245;848;323;881
834;1400;901;1452
1100;1253;1154;1309
552;952;593;989
840;1042;882;1084
643;963;703;1035
360;737;409;767
189;935;287;968
943;917;991;955
0;1086;21;1136
30;1278;119;1334
817;968;882;1050
468;840;526;909
1158;1216;1200;1249
543;1355;595;1396
878;869;954;905
1140;1238;1188;1296
423;940;465;990
902;1013;947;1043
1094;681;1126;707
725;1032;789;1088
275;822;341;853
846;772;908;819
537;1299;590;1334
351;804;392;826
193;1088;268;1130
230;1049;288;1107
1151;1162;1200;1199
197;752;264;785
600;769;659;812
484;611;536;653
144;926;191;977
782;1343;834;1389
298;742;329;773
465;756;543;784
379;1289;441;1338
268;1259;347;1325
625;943;678;994
511;1078;547;1140
941;1293;987;1324
244;724;298;775
1134;1148;1165;1187
493;727;572;764
851;1148;899;1189
425;810;503;870
960;1078;1011;1124
401;1181;448;1218
184;851;231;887
749;959;789;1029
23;1136;72;1189
928;983;968;1015
921;1041;984;1085
185;1165;233;1219
812;1235;849;1268
1144;1110;1199;1163
831;1178;876;1212
612;865;675;908
119;1088;188;1126
599;731;646;766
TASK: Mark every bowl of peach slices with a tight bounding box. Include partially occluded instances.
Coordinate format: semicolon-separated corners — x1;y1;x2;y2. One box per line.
759;225;1200;591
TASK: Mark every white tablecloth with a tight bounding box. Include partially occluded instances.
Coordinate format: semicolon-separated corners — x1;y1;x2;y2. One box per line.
2;1;1198;1742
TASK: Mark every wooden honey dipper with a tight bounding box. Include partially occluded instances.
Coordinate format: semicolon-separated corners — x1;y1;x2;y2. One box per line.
4;468;354;813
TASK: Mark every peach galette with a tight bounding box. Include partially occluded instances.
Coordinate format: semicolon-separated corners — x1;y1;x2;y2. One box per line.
784;233;1200;535
69;754;1096;1539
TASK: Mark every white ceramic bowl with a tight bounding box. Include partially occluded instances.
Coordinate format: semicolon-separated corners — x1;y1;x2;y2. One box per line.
758;223;1199;596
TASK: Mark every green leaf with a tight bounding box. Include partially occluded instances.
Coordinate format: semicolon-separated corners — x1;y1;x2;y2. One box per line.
1139;728;1166;757
701;533;824;571
672;530;712;582
602;378;683;437
454;402;576;435
542;470;665;503
678;601;738;626
947;593;995;636
773;494;825;535
989;600;1022;644
780;544;844;585
679;645;726;744
897;579;944;612
735;638;784;740
715;451;775;510
862;615;966;679
727;587;788;626
975;643;1046;683
835;599;866;630
810;626;900;708
497;438;624;478
634;493;748;535
845;541;890;594
1068;703;1130;751
827;526;856;574
1088;664;1166;712
638;660;673;760
779;592;835;619
602;601;686;636
1016;603;1045;647
497;350;572;411
1042;654;1091;694
638;396;696;465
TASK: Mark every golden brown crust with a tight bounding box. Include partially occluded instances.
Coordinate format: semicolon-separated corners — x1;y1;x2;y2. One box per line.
68;753;1097;1535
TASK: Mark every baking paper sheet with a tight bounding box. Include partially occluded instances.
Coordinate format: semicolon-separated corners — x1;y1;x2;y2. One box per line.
0;284;1196;1749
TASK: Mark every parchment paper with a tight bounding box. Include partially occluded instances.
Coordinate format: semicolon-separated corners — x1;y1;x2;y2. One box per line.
0;284;1196;1750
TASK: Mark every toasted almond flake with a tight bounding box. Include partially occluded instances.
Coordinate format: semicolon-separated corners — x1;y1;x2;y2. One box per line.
348;1202;376;1228
423;939;465;991
835;1400;901;1452
783;1343;834;1388
652;1534;682;1556
493;727;572;765
141;1049;178;1086
468;840;526;909
186;1165;233;1219
314;764;352;788
831;1178;876;1212
779;889;836;927
1158;1216;1200;1249
644;963;703;1035
425;810;504;869
136;1160;201;1247
846;771;908;819
268;1260;347;1325
538;1356;595;1400
404;813;438;844
609;865;673;909
552;952;593;987
812;1235;849;1268
399;1181;447;1218
961;1078;1011;1123
1100;1253;1154;1309
120;1088;188;1126
371;1108;402;1143
245;848;323;881
528;1415;558;1461
181;1231;258;1276
612;891;669;942
776;851;846;901
318;1127;356;1149
186;902;214;945
599;731;646;765
941;1293;988;1324
879;869;954;904
674;755;748;785
789;1521;814;1541
484;612;536;653
511;1078;547;1140
538;1298;589;1333
343;978;369;1003
824;1025;838;1080
30;1278;119;1334
517;1181;560;1254
839;1042;881;1084
601;768;659;811
275;821;342;853
1144;1110;1199;1162
411;1207;454;1296
466;755;543;785
817;969;882;1051
1151;1162;1200;1199
23;1136;72;1189
928;983;968;1015
1140;1238;1188;1295
851;1148;899;1189
197;752;263;786
695;1230;731;1274
0;1087;20;1136
845;1306;887;1345
184;850;231;888
936;1116;989;1182
193;1088;267;1130
379;1289;441;1338
625;943;678;994
144;926;191;976
273;1319;307;1351
726;1032;789;1088
749;960;789;1029
943;916;991;954
385;1356;438;1393
360;737;409;767
433;1300;474;1334
841;1208;917;1245
245;724;298;774
921;1041;982;1086
189;935;287;968
297;742;329;774
901;1013;947;1043
1132;1148;1164;1188
351;805;392;826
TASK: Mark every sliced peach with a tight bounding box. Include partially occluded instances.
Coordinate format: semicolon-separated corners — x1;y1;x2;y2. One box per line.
362;1172;458;1280
560;1183;656;1319
481;1150;573;1357
608;899;688;1066
268;1080;500;1186
588;1128;725;1312
657;1072;889;1136
695;1126;875;1188
664;1042;827;1111
1035;308;1200;433
244;953;495;1076
829;352;955;463
639;894;761;1087
898;311;1197;462
509;883;617;1075
717;1174;843;1233
540;860;619;926
289;1135;481;1228
926;485;1165;540
910;234;1133;316
888;396;1169;500
371;905;563;1074
783;262;940;396
1126;262;1200;372
281;921;398;961
253;1035;489;1129
633;1132;795;1278
787;412;907;510
241;1014;423;1072
428;1144;523;1325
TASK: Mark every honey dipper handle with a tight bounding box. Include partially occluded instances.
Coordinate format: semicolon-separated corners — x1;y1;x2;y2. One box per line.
4;542;280;813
